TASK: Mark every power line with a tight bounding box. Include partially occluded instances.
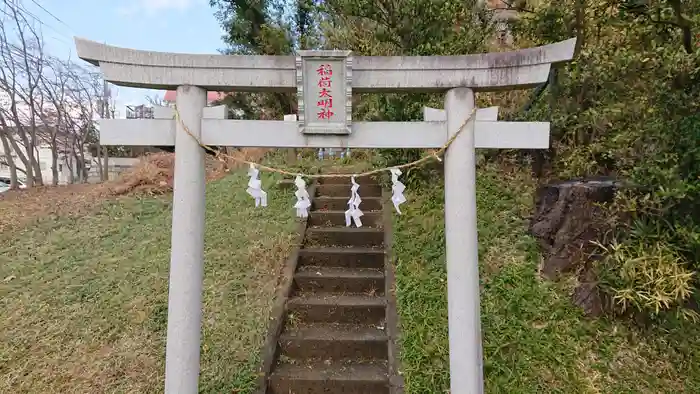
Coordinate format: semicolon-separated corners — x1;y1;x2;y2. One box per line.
1;0;73;45
28;0;71;30
0;5;72;58
17;3;73;44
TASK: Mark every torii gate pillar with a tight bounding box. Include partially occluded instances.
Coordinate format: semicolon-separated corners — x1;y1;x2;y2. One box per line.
165;85;207;393
445;88;483;391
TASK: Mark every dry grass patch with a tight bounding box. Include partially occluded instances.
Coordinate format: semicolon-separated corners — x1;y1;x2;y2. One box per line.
0;183;110;233
0;149;270;234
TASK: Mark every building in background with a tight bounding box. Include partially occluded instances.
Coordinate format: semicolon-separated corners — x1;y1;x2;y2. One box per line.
126;104;154;119
0;127;94;185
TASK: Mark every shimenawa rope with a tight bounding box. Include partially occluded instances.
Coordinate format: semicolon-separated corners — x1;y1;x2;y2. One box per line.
173;107;477;179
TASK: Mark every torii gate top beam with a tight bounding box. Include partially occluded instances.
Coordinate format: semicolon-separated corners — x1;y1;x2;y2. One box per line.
74;37;575;93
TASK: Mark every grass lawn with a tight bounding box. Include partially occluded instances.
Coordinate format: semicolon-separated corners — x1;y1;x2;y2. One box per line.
393;163;700;393
0;171;297;394
4;156;700;393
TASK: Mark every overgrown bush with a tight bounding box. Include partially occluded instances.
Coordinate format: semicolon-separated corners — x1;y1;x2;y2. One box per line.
596;239;697;321
514;0;700;319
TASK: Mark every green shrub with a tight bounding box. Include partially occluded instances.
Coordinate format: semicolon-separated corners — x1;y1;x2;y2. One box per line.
513;0;700;320
596;239;697;321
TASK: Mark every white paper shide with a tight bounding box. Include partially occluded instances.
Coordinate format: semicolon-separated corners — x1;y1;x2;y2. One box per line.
293;175;311;218
246;163;267;207
390;168;406;214
344;176;363;227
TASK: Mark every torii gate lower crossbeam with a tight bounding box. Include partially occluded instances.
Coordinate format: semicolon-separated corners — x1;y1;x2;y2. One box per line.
76;37;576;394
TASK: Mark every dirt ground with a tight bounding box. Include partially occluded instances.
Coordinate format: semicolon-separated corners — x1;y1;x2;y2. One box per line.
0;149;269;233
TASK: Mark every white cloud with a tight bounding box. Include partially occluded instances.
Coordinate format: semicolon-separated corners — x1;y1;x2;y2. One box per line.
117;0;203;17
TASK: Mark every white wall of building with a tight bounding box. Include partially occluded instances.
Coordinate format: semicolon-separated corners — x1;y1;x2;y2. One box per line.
0;142;138;185
0;143;87;185
0;143;65;184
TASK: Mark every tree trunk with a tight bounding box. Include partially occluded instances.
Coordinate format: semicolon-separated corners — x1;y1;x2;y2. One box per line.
102;147;108;181
31;143;43;186
25;139;35;187
573;0;586;57
95;143;103;181
0;131;19;189
79;150;88;183
51;146;59;186
65;154;74;184
6;103;33;185
6;133;29;172
73;152;82;183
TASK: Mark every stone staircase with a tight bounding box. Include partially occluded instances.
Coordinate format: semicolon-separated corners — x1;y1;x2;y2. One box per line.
266;175;401;394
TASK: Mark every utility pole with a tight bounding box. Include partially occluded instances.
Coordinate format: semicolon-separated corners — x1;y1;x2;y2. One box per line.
101;78;110;182
97;80;104;181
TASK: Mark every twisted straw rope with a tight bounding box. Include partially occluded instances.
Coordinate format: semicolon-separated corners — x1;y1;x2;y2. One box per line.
173;107;477;179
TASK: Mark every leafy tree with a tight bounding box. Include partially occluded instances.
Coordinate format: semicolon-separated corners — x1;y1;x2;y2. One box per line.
319;0;496;184
209;0;321;119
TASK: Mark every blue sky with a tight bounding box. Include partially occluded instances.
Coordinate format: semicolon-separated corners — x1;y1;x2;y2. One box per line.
24;0;225;116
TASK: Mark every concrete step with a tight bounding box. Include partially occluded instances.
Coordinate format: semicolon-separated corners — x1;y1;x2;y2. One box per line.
305;227;384;248
316;183;383;198
287;294;386;325
319;175;376;185
298;247;385;270
269;361;389;394
279;323;388;360
309;210;382;228
294;266;385;295
312;196;382;211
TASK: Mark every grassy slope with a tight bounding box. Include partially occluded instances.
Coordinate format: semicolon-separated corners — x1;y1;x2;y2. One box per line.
0;171;296;394
394;164;700;393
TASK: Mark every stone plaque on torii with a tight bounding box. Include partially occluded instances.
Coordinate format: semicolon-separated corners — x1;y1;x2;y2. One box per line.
75;37;575;394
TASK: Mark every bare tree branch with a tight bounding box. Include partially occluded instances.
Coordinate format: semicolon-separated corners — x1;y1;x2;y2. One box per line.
0;1;102;186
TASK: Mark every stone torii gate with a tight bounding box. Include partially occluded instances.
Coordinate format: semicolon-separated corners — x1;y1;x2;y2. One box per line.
75;37;575;394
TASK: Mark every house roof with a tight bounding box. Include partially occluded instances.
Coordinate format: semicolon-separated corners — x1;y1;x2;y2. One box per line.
163;90;226;103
